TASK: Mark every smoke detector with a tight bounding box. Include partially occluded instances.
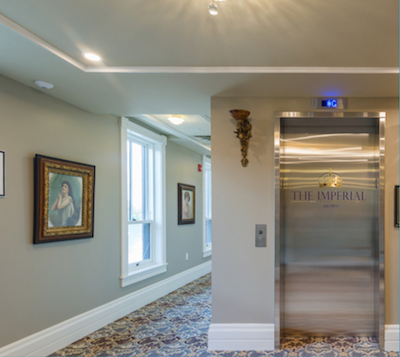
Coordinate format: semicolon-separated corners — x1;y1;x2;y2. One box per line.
34;80;54;90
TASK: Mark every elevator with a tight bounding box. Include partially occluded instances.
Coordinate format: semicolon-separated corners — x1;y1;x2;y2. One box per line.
274;112;385;349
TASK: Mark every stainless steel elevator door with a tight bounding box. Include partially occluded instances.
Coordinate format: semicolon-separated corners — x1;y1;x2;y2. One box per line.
281;118;379;337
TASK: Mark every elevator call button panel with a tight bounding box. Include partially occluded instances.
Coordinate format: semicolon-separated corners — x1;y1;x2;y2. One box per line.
255;224;267;247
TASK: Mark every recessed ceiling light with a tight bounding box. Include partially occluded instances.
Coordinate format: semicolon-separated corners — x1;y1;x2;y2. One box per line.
168;116;185;125
83;53;102;62
34;80;54;90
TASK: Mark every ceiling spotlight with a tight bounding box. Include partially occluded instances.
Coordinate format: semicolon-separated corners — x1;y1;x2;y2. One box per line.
34;80;54;90
168;116;185;125
208;1;218;15
83;53;102;62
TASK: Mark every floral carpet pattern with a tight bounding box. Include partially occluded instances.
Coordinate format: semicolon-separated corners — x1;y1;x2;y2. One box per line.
50;274;398;357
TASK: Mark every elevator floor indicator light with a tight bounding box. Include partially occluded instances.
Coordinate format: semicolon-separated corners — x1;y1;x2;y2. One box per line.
322;99;338;108
311;98;348;109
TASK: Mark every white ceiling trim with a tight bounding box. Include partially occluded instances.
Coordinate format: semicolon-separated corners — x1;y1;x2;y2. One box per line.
85;66;399;74
200;115;211;124
87;66;399;74
1;12;398;75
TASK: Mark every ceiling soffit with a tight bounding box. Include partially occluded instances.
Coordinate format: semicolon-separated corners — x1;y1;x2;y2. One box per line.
0;1;398;117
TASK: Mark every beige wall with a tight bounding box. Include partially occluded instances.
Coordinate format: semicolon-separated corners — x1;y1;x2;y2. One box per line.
211;97;399;325
0;75;210;348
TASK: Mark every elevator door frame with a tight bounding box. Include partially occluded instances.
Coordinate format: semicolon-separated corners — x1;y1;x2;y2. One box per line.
274;111;385;350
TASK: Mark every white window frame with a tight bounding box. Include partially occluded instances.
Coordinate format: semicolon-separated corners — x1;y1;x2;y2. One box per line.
203;155;212;257
120;117;167;287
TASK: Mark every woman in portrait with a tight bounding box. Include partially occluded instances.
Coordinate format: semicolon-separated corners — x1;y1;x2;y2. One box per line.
182;191;192;219
51;180;76;227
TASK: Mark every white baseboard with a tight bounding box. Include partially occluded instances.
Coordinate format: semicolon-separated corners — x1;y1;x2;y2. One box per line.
0;261;211;357
385;325;399;352
208;323;399;352
208;323;275;351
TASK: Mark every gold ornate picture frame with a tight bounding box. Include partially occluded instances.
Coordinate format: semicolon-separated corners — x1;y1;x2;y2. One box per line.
0;150;4;197
33;155;95;244
395;185;399;228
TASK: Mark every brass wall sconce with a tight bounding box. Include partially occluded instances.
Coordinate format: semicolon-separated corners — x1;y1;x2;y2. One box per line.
229;109;252;167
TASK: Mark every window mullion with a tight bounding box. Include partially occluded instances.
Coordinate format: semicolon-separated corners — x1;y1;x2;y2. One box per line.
127;142;131;221
142;144;147;221
128;220;152;225
203;156;212;256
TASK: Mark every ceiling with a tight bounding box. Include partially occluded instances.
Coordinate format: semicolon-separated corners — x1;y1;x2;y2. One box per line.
0;0;398;153
131;114;211;155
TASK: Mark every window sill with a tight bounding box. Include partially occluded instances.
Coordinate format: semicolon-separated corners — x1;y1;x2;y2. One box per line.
120;263;168;287
203;249;212;258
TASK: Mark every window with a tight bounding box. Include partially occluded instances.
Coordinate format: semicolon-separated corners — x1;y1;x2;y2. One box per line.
120;117;167;287
127;139;151;266
203;156;212;257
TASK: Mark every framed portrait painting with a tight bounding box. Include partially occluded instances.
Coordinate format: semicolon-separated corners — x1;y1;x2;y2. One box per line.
395;185;399;228
178;183;195;225
0;150;4;197
33;155;95;244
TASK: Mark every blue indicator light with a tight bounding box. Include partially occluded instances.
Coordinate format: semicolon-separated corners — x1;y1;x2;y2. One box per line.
322;99;338;108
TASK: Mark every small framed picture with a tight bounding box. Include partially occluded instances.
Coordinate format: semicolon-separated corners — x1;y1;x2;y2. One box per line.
395;185;399;228
178;183;195;225
0;150;4;197
33;155;95;244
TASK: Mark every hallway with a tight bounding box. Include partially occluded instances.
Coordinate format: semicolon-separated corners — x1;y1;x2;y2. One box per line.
50;274;397;356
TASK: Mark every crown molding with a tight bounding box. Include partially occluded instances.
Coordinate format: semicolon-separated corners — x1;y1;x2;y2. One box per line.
200;115;211;123
0;13;398;75
85;66;399;74
0;13;86;71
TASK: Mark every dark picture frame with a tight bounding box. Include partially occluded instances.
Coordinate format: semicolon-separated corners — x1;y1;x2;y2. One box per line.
395;185;399;228
33;155;95;244
178;183;195;225
0;150;4;197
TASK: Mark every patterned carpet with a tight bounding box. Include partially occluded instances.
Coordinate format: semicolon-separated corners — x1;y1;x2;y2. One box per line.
50;274;398;357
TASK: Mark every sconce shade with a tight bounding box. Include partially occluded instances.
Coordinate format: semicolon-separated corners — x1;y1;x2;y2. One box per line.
229;109;250;121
